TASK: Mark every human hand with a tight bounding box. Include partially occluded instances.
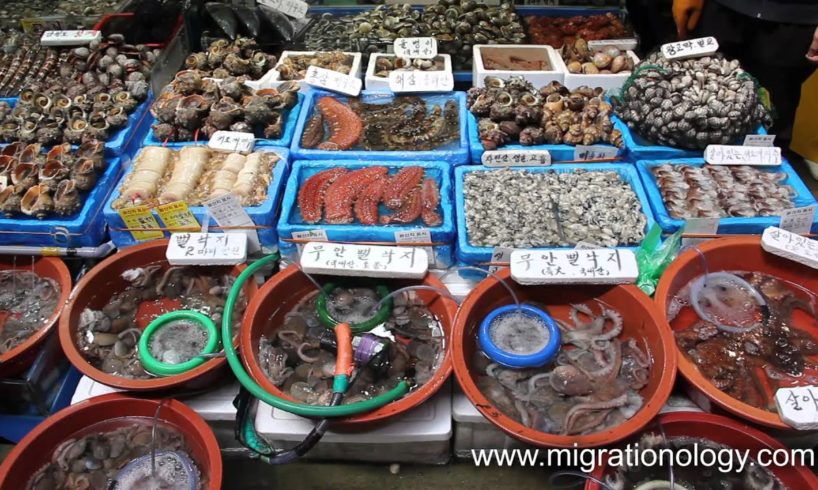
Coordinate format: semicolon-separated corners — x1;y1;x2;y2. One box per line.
672;0;705;40
807;26;818;63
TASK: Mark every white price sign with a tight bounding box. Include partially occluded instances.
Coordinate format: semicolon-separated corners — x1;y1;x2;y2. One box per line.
166;232;247;266
780;206;817;235
393;37;438;59
488;247;514;274
775;386;818;430
40;29;101;46
661;36;719;59
762;226;818;270
587;38;639;51
305;66;362;97
208;131;255;153
202;194;260;253
510;248;638;285
388;71;454;93
704;145;782;166
394;228;437;267
482;150;551;167
300;242;428;279
292;229;328;255
573;145;619;161
743;134;776;147
258;0;308;18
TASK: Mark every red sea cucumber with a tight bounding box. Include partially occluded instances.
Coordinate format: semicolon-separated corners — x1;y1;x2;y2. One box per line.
324;166;388;224
315;97;362;150
297;167;349;223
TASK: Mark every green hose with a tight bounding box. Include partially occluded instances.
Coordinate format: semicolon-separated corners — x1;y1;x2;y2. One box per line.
222;253;409;418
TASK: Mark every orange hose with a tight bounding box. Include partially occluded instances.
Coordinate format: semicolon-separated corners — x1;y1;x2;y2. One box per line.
333;323;354;377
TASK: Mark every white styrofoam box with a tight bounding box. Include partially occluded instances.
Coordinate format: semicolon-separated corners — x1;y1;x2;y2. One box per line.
255;381;452;464
472;44;565;89
452;387;532;458
365;53;453;92
563;51;641;92
258;51;363;92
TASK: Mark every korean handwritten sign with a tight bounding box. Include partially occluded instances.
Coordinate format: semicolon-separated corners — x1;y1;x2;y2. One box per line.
40;29;101;46
510;249;638;285
393;38;438;59
305;66;362;97
743;134;776;147
488;246;514;274
573;145;619;161
388;71;454;93
208;131;255;153
704;145;782;166
587;38;639;51
203;194;261;253
661;37;719;60
156;201;200;231
118;205;164;241
300;242;429;279
482;150;551;167
775;386;818;430
292;229;328;255
761;226;818;269
166;232;248;266
258;0;308;19
394;229;438;267
780;206;817;235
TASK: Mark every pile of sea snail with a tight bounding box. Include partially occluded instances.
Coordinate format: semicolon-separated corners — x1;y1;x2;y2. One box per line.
614;52;773;150
150;70;299;142
184;37;278;80
562;38;635;75
0;34;157;146
373;55;444;78
0;31;61;98
468;77;624;149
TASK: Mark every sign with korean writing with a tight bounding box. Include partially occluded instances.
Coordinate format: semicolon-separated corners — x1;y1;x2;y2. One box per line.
743;134;776;147
510;248;638;285
258;0;308;19
394;229;437;267
573;145;619;161
40;29;101;46
482;150;551;167
118;205;164;241
704;145;781;166
587;38;639;51
775;386;818;430
203;194;261;253
305;66;362;97
208;131;255;153
388;71;454;93
292;229;328;255
761;226;818;269
156;201;200;231
393;38;438;59
780;206;817;235
488;247;514;274
300;242;429;278
166;232;247;266
661;36;719;60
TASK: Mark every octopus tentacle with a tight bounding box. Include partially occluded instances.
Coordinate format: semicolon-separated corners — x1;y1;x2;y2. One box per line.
354;176;387;225
297;167;348;223
324;167;388;224
420;178;442;227
562;393;627;435
383;166;424;210
315;97;362;150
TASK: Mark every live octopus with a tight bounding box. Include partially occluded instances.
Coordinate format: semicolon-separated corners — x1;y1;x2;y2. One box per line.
297;166;442;226
0;269;60;354
476;302;649;435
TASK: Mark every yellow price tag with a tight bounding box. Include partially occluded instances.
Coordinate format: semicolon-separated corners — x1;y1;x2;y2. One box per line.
118;205;164;241
156;201;200;232
41;247;61;256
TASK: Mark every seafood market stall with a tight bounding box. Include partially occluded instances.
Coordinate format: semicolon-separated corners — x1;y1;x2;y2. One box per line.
4;2;818;489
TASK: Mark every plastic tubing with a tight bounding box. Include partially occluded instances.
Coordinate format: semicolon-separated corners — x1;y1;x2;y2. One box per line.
222;253;409;417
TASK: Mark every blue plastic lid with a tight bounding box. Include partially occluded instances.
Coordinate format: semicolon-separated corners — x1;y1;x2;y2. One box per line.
478;304;561;369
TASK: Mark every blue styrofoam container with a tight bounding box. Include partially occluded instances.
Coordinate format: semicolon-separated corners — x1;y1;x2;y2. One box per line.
278;160;455;267
468;113;628;164
142;92;304;149
290;90;470;165
104;147;290;250
636;158;818;234
617;118;769;161
0;156;122;247
454;163;656;265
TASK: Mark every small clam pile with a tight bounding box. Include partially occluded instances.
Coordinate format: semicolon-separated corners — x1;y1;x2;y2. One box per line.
0;34;157;146
303;5;423;52
467;77;623;149
562;38;634;75
276;52;354;81
0;140;105;219
615;53;773;149
525;13;630;48
373;55;444;78
150;70;299;142
184;37;277;80
464;168;647;248
0;31;62;98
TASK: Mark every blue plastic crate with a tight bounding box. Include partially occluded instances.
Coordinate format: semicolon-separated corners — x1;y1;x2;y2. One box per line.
636;158;818;234
454;163;656;265
142;92;305;149
278;160;455;267
468;112;628;164
104;147;290;250
0;156;122;247
289;90;470;165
